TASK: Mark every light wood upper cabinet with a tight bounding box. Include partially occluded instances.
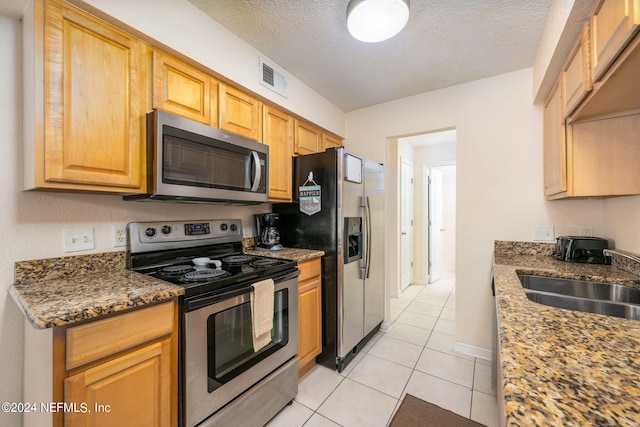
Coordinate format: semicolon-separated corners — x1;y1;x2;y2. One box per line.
322;133;343;151
263;106;294;202
297;258;322;378
591;0;640;81
219;83;262;141
153;50;218;127
294;120;322;155
25;0;148;193
562;23;592;117
543;81;568;197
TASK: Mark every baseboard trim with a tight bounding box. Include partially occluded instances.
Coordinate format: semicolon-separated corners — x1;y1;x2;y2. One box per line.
380;321;394;332
452;342;492;361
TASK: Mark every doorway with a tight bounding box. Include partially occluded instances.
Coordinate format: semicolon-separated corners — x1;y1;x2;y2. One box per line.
397;129;456;289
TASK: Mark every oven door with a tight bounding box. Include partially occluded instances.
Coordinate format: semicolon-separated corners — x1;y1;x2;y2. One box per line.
183;270;298;427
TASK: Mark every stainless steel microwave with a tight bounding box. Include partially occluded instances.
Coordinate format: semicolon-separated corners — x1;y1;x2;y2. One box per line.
125;110;268;204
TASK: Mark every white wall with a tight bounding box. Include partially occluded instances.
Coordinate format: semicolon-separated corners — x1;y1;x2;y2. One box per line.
603;197;640;252
0;3;346;424
345;68;608;353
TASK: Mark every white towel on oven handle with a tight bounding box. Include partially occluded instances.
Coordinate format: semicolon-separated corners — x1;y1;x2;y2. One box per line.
250;278;274;351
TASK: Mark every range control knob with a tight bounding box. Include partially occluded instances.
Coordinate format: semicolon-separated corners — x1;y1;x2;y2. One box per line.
161;225;172;235
220;223;228;231
230;224;238;232
144;227;156;238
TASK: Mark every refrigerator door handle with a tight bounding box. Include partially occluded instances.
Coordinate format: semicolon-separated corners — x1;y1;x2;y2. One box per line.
365;196;372;279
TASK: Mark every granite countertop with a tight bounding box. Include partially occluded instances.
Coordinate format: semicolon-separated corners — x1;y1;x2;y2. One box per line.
493;241;640;426
9;252;183;329
244;247;325;262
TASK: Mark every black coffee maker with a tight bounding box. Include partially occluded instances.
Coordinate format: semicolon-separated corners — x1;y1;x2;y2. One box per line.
254;213;283;251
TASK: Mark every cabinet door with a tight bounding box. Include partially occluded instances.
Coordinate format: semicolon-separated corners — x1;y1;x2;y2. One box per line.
152;50;217;127
219;84;261;140
543;81;568;197
294;120;321;155
298;278;322;372
263;106;293;201
64;339;171;427
322;133;343;151
591;0;640;81
562;23;592;117
43;0;147;192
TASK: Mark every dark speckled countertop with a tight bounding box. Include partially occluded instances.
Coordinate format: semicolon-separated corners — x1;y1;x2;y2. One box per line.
9;251;183;329
244;247;325;262
493;240;640;426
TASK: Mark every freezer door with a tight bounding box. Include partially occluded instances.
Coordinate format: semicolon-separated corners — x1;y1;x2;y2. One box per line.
339;162;365;359
363;159;385;334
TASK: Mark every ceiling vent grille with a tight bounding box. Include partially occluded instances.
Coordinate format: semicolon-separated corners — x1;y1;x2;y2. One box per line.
260;58;287;97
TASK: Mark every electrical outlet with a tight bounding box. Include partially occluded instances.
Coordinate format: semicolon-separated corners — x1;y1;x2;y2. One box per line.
579;226;594;237
63;228;95;252
533;225;555;242
113;226;127;247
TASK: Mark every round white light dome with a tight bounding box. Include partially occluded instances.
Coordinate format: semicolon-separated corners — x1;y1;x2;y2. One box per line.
347;0;410;43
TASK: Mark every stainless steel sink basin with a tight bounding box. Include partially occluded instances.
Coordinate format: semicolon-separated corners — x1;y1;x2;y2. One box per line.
525;291;640;320
519;275;640;304
518;274;640;320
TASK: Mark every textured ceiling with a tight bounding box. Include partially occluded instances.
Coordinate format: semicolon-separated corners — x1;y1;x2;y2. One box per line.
187;0;553;111
0;0;553;112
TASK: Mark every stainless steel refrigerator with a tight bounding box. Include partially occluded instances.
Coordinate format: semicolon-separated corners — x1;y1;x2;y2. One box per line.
274;147;384;372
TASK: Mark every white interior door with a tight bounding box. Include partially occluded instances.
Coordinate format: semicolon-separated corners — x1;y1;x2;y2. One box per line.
400;160;414;290
428;168;443;283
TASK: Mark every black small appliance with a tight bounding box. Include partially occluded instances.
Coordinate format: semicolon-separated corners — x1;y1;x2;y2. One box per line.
553;236;610;264
254;213;283;251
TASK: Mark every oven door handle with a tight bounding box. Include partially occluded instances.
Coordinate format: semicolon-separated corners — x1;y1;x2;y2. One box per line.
185;269;300;312
186;287;249;311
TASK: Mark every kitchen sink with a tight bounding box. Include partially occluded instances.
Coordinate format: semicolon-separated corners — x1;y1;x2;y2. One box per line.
525;291;640;320
518;275;640;320
518;275;640;304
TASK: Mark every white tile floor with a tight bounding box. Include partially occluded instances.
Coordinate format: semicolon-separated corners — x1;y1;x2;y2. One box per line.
267;271;499;427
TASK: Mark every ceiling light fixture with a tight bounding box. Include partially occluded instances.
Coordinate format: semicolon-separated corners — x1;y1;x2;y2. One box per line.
347;0;410;43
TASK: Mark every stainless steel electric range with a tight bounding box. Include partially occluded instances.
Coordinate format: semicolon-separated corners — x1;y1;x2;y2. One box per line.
127;219;299;427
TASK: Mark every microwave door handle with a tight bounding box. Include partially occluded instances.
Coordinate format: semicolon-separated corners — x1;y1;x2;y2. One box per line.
250;151;261;192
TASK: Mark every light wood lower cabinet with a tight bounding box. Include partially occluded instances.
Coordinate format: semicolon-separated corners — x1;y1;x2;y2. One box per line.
297;258;322;377
64;339;171;426
263;106;294;201
23;0;148;193
38;301;178;427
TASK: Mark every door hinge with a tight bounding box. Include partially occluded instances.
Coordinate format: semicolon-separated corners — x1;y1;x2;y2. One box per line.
411;261;413;267
428;178;432;185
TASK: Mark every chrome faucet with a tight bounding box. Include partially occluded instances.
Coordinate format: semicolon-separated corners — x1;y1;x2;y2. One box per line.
603;249;640;264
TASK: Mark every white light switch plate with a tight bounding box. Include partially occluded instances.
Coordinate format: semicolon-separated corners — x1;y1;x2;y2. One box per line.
64;228;95;252
533;225;555;242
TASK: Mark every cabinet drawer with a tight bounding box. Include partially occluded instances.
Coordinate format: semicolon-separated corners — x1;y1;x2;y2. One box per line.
66;301;174;370
298;258;321;283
